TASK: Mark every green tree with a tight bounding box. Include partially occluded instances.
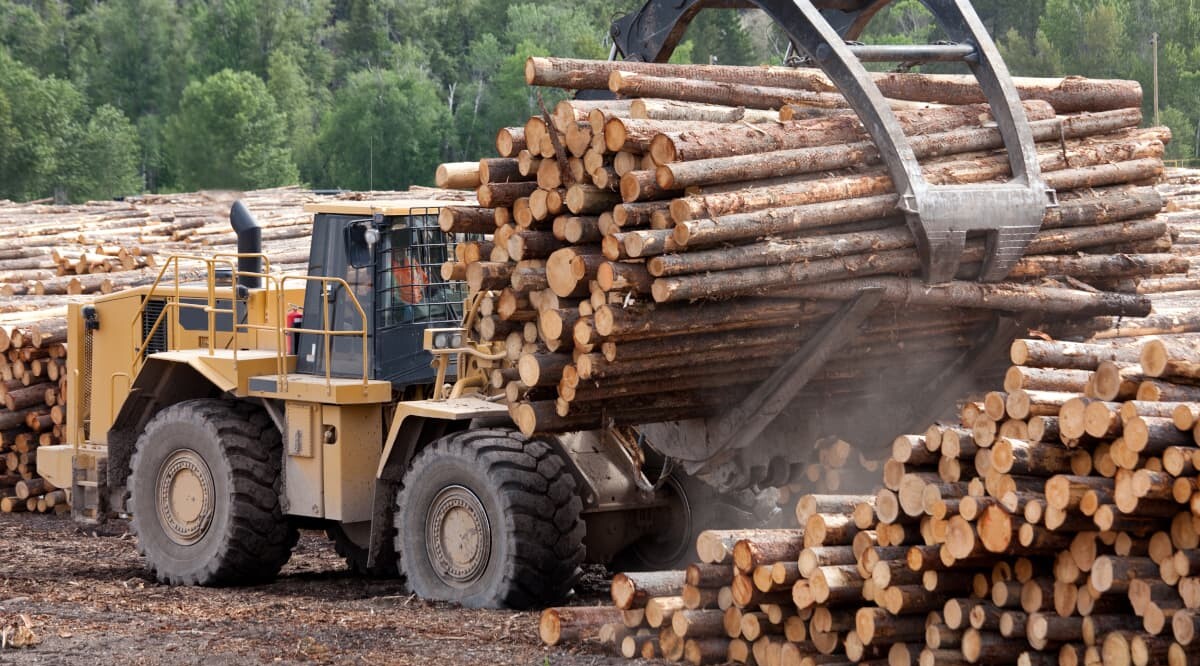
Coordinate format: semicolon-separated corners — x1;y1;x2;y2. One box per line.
69;105;143;201
1161;106;1197;161
314;65;446;190
997;28;1063;76
0;47;86;201
684;9;758;66
971;0;1048;41
74;0;190;189
0;0;72;78
164;69;298;190
268;49;329;185
1038;0;1126;77
75;0;189;120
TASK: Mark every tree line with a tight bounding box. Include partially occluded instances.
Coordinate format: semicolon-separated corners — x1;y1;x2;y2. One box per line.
0;0;1195;203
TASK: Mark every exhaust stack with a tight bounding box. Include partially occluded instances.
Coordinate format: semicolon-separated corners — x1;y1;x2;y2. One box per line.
229;201;262;289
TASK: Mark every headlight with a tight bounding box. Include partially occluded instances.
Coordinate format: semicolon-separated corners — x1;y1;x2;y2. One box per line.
451;333;463;348
433;332;450;349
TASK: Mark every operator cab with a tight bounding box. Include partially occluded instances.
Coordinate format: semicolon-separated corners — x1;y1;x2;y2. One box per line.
297;201;469;387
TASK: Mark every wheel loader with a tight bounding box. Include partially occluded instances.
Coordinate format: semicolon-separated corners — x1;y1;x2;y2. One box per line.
36;0;1056;608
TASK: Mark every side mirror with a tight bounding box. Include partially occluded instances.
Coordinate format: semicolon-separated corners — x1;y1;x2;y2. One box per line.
344;221;378;269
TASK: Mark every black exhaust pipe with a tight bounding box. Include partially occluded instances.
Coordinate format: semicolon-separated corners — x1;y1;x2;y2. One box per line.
230;201;262;289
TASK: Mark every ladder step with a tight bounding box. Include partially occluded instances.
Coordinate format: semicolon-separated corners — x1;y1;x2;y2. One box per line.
846;44;976;63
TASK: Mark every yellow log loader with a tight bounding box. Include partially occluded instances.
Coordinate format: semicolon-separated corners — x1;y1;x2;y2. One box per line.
38;0;1063;608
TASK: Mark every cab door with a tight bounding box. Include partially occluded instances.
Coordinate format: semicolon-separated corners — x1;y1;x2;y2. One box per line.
295;213;373;379
372;211;465;386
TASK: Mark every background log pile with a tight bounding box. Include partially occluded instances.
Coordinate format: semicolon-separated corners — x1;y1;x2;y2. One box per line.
0;186;470;299
540;332;1200;665
439;57;1180;456
0;185;461;512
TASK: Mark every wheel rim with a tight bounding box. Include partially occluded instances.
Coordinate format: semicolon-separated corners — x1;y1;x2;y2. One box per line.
632;477;693;568
425;485;491;588
155;449;215;546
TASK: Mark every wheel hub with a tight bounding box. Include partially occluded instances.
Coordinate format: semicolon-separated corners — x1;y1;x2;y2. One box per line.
632;477;693;568
425;485;491;587
156;449;215;546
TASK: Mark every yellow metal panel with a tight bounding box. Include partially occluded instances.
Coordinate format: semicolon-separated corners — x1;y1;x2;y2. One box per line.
65;303;87;447
35;444;76;492
377;397;510;478
246;374;391;404
321;404;381;523
88;290;146;445
149;349;290;394
284;402;324;518
303;200;455;216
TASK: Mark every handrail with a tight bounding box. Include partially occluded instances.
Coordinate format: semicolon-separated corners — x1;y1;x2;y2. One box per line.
128;252;371;396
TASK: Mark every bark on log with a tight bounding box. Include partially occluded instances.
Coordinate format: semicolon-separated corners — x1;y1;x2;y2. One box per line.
652;101;1056;164
525;57;1143;113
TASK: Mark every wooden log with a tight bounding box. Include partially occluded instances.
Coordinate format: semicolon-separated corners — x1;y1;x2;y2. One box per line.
495;127;526;157
609;70;853;111
477;182;538;208
524;57;1143;113
539;606;621;645
611;571;686;610
1141;338;1200;379
1011;339;1145;369
732;530;804;574
436;162;482;190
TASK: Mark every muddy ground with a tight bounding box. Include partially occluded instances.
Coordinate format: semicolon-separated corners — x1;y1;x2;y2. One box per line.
0;513;643;665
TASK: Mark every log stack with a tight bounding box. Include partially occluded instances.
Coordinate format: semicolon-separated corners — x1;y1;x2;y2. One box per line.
0;319;69;513
0;186;472;298
540;332;1200;665
439;57;1180;461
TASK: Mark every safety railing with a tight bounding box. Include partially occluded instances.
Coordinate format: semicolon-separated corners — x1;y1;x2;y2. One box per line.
129;253;371;396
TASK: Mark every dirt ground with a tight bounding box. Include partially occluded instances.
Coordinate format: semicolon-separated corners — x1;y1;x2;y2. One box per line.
0;513;644;666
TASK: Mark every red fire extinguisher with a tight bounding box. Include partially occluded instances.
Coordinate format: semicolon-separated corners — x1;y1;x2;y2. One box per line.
285;307;303;353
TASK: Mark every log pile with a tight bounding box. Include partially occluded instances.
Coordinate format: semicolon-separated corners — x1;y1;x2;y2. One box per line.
0;321;68;514
540;333;1200;665
0;186;470;298
439;57;1179;451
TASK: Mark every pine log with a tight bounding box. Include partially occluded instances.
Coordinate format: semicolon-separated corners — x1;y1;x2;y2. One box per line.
611;571;686;610
524;57;1143;113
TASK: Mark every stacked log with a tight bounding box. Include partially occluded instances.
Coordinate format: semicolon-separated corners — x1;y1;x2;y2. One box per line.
0;319;68;514
442;57;1178;457
540;332;1200;665
0;186;472;296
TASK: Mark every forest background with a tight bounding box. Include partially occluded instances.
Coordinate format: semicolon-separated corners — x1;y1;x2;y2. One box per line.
0;0;1196;203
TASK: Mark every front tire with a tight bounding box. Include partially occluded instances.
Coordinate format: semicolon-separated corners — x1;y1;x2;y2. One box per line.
394;429;585;608
128;399;297;585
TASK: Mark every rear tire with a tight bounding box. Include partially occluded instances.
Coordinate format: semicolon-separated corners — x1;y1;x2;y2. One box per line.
394;428;585;608
611;473;753;572
128;399;297;585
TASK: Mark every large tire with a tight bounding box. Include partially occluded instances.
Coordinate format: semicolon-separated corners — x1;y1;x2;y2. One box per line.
128;399;297;585
612;473;754;572
394;428;585;609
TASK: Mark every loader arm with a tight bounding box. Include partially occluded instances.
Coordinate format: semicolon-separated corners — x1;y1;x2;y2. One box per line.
608;0;889;63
